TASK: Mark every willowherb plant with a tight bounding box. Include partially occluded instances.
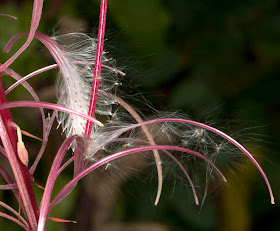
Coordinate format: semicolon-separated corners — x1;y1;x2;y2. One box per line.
0;0;275;230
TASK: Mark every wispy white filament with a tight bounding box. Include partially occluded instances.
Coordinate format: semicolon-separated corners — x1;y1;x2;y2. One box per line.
53;33;118;140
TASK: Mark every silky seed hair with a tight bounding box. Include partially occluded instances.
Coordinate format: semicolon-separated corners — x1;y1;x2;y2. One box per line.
52;32;235;161
53;33;244;180
47;32;277;207
53;33;124;142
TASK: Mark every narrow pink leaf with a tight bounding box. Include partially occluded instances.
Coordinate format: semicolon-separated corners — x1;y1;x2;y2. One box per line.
48;216;77;223
106;118;275;204
3;66;50;177
0;165;19;199
49;145;225;213
38;135;79;231
29;111;57;175
57;156;74;176
0;14;17;20
9;121;43;141
0;183;17;190
114;137;199;205
104;93;163;206
31;176;45;190
0;145;7;157
0;0;43;72
21;130;43;141
0;101;104;127
5;64;58;94
0;212;28;230
0;201;28;227
4;62;123;94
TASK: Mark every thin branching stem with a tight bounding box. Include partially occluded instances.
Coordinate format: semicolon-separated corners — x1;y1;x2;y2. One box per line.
0;212;28;230
49;145;225;213
101;93;163;205
101;118;275;204
0;79;39;230
0;101;103;127
0;201;28;227
5;62;123;95
0;0;43;72
85;0;107;137
38;135;78;231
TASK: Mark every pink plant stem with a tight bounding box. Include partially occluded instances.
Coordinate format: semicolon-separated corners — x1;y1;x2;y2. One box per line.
0;183;17;190
0;100;103;127
74;139;85;177
38;135;78;231
0;0;43;72
0;144;7;157
0;201;28;227
110;94;163;205
0;79;39;230
0;14;17;20
49;145;226;212
0;165;20;201
58;156;74;176
85;0;107;137
5;64;58;94
107;118;275;204
4;62;124;94
29;110;57;175
113;138;199;205
0;212;28;230
3;66;48;174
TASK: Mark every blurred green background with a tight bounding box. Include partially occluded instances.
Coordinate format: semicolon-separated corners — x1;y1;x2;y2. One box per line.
0;0;280;230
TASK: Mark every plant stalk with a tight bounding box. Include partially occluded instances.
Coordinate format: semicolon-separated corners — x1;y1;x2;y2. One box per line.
85;0;107;137
0;77;39;230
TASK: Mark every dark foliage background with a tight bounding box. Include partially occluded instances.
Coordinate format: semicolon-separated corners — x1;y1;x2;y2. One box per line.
0;0;279;230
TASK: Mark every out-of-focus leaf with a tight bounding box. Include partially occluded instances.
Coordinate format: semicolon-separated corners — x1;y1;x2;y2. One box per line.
108;0;170;62
171;183;217;230
169;77;220;113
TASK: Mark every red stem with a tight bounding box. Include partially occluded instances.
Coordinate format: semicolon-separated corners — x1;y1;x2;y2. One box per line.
0;77;39;230
85;0;107;137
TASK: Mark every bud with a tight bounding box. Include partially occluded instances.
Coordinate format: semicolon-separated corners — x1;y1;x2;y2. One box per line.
15;124;29;166
17;141;29;166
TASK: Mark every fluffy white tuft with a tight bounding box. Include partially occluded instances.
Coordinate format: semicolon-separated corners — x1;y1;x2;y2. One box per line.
53;33;121;138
